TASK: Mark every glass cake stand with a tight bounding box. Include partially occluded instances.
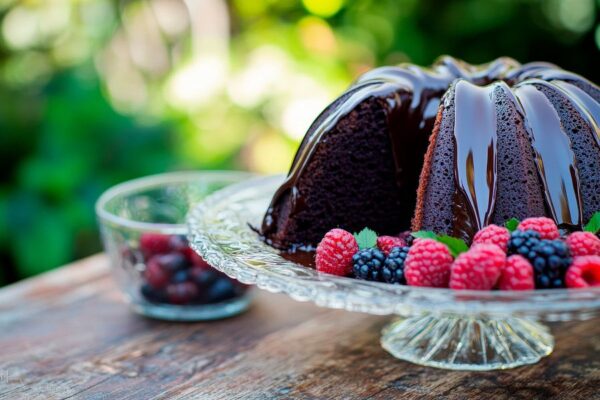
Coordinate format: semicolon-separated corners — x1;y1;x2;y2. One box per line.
187;175;600;371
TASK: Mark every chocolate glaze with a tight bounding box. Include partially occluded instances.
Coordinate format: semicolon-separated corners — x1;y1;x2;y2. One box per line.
281;250;316;269
551;81;600;148
261;56;600;259
451;80;499;239
513;83;582;229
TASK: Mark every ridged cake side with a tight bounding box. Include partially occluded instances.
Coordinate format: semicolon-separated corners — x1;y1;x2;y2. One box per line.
414;76;600;241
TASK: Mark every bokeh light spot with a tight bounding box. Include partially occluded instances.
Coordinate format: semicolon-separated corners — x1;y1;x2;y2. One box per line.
233;0;268;17
281;96;330;140
298;16;337;54
247;132;294;173
227;46;290;108
2;6;38;49
543;0;595;34
558;0;594;33
166;55;228;109
302;0;344;18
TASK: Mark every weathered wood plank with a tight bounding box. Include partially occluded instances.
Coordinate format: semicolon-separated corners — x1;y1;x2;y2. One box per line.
0;254;598;400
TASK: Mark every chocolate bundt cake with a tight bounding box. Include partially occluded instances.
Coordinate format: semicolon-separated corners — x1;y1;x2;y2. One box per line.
260;56;600;250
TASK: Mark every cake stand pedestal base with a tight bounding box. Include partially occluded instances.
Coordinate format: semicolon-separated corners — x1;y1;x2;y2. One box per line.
381;314;554;371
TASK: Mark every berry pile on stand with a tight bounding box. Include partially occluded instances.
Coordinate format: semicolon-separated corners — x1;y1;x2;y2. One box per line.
314;213;600;291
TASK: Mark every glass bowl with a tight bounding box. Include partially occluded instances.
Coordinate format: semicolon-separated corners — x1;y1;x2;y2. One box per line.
187;174;600;370
96;171;255;321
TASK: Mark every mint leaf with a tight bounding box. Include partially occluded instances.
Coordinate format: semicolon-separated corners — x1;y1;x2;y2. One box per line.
437;235;469;257
411;231;437;240
411;231;467;257
354;228;377;250
505;218;520;232
584;212;600;234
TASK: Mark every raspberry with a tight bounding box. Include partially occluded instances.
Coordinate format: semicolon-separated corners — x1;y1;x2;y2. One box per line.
184;247;212;269
382;246;409;284
404;239;453;288
507;230;541;258
527;240;571;289
472;224;510;252
377;236;406;255
144;259;171;289
517;217;559;240
565;256;600;288
449;244;505;290
566;232;600;257
315;229;359;276
498;255;535;290
352;248;386;281
139;233;172;257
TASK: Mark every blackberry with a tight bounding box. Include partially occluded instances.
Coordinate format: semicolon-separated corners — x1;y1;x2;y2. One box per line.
508;230;541;258
352;248;385;281
399;231;414;246
141;284;168;303
205;277;238;303
527;240;572;289
382;246;409;284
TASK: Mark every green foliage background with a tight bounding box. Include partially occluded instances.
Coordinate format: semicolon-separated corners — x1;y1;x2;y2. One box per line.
0;0;598;285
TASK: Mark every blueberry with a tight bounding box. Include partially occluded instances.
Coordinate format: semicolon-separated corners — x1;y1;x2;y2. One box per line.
191;268;218;287
172;270;190;283
205;277;237;303
155;253;189;272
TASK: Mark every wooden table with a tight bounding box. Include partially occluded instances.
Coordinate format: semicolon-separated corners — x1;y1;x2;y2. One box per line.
0;255;598;399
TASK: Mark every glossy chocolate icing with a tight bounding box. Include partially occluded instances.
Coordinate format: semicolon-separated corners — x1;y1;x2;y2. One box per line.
262;56;600;252
552;81;600;148
451;80;499;239
513;83;582;229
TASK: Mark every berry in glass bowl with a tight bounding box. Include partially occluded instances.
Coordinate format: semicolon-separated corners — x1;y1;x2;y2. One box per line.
96;171;253;321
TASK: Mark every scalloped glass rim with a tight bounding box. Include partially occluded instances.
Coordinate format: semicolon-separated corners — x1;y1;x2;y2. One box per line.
187;174;600;320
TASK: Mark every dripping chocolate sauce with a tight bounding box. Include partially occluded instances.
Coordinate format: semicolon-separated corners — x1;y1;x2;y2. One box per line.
451;80;499;240
513;82;583;229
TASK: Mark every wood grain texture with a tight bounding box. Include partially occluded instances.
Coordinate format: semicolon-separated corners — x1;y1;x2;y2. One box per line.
0;254;598;400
